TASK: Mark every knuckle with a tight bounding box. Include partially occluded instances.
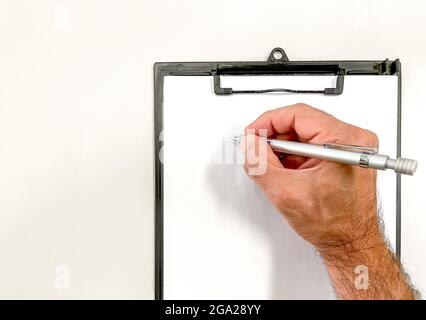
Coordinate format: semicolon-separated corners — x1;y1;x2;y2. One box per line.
297;103;335;120
333;125;379;148
362;130;379;147
294;102;312;111
259;109;272;119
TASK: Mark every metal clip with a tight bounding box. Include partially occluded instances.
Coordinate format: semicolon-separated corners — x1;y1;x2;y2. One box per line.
323;143;378;155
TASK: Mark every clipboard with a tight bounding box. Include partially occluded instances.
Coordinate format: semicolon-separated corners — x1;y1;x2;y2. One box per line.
154;47;402;300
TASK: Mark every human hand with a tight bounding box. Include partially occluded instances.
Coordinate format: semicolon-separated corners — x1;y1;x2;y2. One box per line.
242;103;382;255
241;103;417;299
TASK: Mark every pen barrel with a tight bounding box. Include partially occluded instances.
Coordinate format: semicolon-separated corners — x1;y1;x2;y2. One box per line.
363;154;389;170
269;140;363;165
265;139;417;175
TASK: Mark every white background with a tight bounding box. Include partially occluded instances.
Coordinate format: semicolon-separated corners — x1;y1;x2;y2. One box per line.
0;0;425;299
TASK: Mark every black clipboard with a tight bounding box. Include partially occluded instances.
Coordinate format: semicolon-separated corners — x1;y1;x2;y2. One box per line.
154;47;402;300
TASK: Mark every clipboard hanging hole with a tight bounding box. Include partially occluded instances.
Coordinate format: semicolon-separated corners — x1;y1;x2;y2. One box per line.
273;51;283;60
268;47;289;63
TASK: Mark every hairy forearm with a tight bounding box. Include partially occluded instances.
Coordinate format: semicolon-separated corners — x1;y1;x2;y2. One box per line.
318;226;418;300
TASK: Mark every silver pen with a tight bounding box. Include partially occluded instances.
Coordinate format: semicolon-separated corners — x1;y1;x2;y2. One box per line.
233;136;418;176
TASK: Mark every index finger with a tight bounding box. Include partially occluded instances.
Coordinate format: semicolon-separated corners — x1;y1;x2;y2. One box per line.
246;103;344;142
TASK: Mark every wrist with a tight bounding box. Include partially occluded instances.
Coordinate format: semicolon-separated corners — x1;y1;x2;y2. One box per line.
317;231;388;267
314;211;387;265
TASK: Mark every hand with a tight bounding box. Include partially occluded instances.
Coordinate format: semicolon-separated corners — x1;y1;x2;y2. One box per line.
242;103;381;253
242;103;417;299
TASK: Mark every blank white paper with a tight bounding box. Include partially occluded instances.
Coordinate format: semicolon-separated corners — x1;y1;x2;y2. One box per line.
162;75;398;299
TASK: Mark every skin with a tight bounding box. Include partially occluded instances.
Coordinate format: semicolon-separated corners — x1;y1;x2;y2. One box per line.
242;103;418;300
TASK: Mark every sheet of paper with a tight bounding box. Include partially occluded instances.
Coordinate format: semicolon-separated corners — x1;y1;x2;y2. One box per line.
162;75;398;299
